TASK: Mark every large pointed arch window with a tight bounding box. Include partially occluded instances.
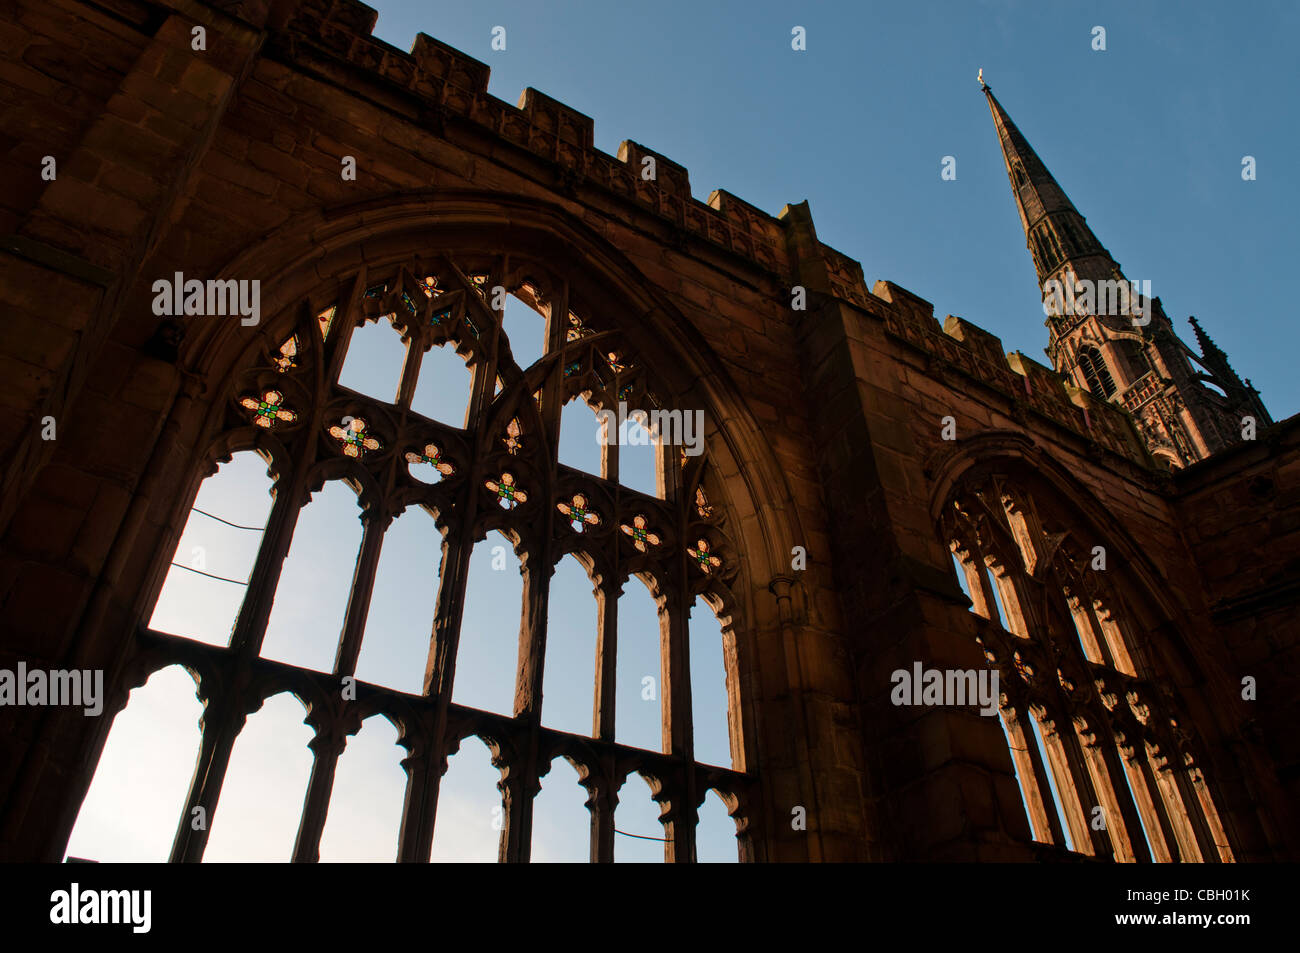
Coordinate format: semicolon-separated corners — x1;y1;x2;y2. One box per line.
82;253;753;863
943;471;1234;863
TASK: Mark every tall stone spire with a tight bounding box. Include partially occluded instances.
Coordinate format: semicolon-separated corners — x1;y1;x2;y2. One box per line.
983;84;1272;467
983;85;1119;302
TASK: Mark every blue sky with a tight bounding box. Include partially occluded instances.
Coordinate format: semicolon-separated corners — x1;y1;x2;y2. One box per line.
364;0;1298;417
65;0;1297;864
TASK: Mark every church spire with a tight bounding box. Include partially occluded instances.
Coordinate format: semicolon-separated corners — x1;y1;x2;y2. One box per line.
983;86;1118;297
982;84;1273;467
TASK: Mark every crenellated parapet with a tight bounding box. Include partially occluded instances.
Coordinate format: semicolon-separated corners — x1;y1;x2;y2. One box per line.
870;282;1148;464
276;0;786;272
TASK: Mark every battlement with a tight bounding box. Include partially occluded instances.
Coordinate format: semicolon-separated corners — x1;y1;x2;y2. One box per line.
872;283;1147;464
281;0;786;271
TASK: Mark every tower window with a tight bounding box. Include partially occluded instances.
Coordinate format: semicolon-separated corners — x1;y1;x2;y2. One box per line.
1077;346;1116;399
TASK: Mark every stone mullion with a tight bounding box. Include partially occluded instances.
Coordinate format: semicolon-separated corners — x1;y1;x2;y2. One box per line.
291;726;348;863
662;580;697;862
1001;702;1059;844
1047;708;1113;858
1146;743;1205;861
1187;767;1234;861
1077;716;1145;862
593;582;620;742
501;274;567;864
395;327;426;411
332;511;389;678
227;448;313;658
1169;753;1221;862
970;543;1004;627
505;557;553;862
586;770;616;863
1078;597;1119;672
402;264;496;859
1126;732;1180;861
1018;700;1069;846
169;693;247;863
404;486;476;861
1149;707;1216;863
457;262;500;435
655;773;691;863
498;765;540;864
395;739;436;863
1094;726;1154;862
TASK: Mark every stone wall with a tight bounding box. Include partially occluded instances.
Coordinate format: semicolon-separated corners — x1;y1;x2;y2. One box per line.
0;0;1295;861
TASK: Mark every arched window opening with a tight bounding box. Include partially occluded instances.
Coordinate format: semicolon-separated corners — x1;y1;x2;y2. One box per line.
530;757;589;863
120;257;756;864
1064;591;1106;664
431;735;503;863
318;716;407;862
617;576;663;753
1028;712;1080;853
64;666;203;862
689;595;731;769
337;315;408;404
203;692;314;862
695;789;739;863
614;772;664;863
411;342;473;428
1077;346;1117;399
501;292;546;373
148;451;274;647
261;480;365;673
355;504;441;695
618;410;660;498
453;532;524;716
558;397;604;477
941;474;1236;863
541;555;598;736
996;707;1049;843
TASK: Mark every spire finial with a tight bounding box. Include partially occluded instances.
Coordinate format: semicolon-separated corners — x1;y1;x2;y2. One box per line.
977;67;986;89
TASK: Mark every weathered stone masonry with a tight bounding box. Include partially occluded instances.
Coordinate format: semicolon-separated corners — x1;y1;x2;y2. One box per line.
0;0;1296;861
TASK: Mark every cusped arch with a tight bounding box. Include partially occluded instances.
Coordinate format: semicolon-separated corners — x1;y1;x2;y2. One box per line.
180;190;806;594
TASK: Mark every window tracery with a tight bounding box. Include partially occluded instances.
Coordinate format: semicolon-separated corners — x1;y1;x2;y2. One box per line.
943;472;1234;862
120;252;751;862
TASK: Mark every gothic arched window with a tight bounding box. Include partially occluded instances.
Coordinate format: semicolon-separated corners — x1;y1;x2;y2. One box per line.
98;254;753;863
943;474;1234;862
1076;345;1117;399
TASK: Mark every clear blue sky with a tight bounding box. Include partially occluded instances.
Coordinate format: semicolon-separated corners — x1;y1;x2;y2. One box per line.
65;0;1298;865
366;0;1298;418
